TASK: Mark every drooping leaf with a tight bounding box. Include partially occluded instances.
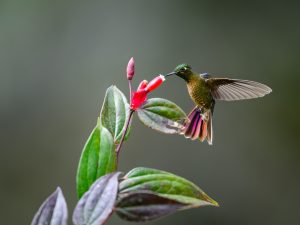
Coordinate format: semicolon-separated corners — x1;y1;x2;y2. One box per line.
120;167;218;207
73;172;121;225
31;187;68;225
116;191;187;222
100;85;131;143
76;120;116;198
137;98;187;134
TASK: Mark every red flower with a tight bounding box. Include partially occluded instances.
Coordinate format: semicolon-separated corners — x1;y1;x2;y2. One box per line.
131;89;148;110
130;75;165;110
145;75;165;92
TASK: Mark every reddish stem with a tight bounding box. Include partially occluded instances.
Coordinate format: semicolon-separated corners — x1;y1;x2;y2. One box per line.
128;80;133;100
116;109;134;163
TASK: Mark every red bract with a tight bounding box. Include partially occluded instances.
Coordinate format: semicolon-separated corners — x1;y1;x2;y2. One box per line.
126;57;135;80
130;75;165;110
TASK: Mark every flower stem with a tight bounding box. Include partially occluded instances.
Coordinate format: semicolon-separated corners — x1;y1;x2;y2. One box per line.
116;109;134;163
128;80;133;99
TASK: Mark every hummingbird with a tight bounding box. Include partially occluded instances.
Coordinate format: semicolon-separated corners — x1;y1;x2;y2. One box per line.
165;64;272;145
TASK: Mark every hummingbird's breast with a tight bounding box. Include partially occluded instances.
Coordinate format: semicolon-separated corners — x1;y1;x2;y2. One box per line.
187;76;213;110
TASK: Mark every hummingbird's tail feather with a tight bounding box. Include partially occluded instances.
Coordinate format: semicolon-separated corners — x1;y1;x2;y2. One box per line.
183;108;213;145
207;110;213;145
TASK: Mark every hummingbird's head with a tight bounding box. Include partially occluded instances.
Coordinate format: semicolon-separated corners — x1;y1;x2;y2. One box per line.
174;64;192;75
165;64;193;81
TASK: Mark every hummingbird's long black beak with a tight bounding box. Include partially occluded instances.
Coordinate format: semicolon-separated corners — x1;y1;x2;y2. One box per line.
165;72;177;77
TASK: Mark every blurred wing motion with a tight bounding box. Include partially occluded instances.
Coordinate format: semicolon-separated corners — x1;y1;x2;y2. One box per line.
207;78;272;101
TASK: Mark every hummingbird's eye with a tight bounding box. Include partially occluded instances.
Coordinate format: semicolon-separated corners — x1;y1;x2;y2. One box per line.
180;67;187;72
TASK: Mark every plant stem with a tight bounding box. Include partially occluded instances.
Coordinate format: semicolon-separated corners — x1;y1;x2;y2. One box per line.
115;80;134;167
128;80;133;99
116;109;134;161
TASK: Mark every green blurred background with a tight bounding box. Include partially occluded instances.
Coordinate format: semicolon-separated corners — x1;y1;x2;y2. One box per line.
1;0;299;224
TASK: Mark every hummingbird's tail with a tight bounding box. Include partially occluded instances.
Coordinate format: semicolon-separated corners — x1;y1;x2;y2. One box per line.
183;107;213;145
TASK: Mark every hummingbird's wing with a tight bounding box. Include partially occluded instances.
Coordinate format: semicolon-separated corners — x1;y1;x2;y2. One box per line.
207;78;272;101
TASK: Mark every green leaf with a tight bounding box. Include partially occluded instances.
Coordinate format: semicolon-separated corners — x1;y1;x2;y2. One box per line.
76;121;116;198
116;191;187;222
117;167;218;221
137;98;187;134
100;85;131;143
119;167;218;207
31;187;68;225
73;172;121;225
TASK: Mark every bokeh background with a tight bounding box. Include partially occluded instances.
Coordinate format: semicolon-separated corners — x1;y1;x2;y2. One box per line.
1;0;300;224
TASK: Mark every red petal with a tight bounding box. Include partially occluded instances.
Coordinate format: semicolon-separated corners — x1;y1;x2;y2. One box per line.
130;89;148;110
137;80;148;91
145;75;165;92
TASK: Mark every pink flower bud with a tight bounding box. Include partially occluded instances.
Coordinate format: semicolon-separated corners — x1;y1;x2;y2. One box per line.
145;75;165;92
130;89;147;110
137;80;148;91
126;57;135;80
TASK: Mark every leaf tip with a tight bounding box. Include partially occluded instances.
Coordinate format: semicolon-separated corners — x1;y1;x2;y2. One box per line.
210;199;220;207
203;194;219;207
55;186;62;194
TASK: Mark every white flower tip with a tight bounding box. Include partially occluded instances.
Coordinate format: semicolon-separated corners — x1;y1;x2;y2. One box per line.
159;74;166;82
